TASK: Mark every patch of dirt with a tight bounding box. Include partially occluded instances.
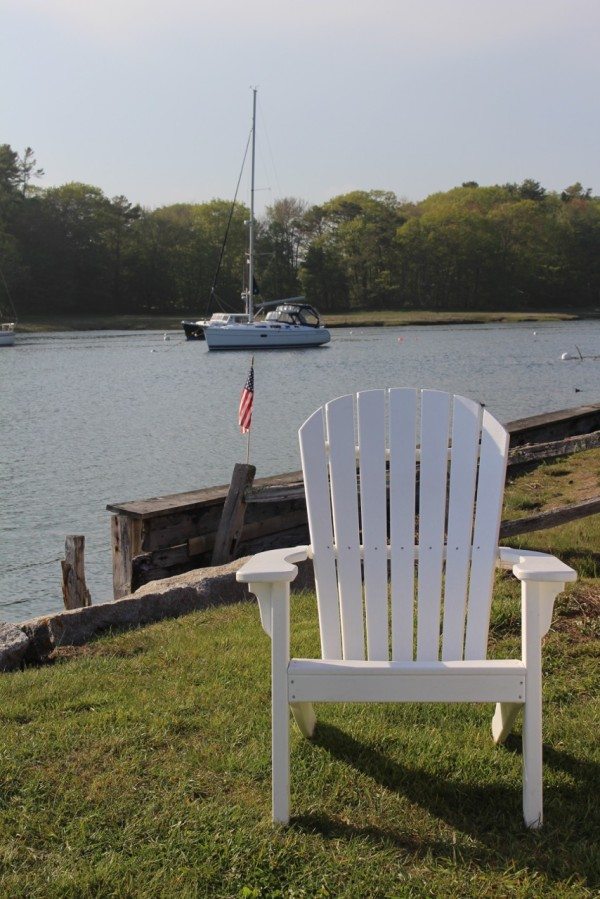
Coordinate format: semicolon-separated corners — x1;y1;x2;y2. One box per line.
552;583;600;641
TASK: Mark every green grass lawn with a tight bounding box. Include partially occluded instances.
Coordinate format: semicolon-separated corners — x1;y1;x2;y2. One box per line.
1;455;599;897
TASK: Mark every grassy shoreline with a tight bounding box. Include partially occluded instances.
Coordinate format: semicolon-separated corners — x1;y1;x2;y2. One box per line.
1;451;599;895
14;309;585;333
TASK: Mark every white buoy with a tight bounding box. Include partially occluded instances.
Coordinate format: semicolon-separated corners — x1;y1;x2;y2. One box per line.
561;352;573;360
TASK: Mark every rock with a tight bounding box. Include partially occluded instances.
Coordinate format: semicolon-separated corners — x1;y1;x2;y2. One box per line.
19;619;54;663
13;554;315;668
17;559;252;656
0;622;31;671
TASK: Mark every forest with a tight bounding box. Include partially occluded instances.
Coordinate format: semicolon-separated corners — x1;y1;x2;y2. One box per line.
1;143;599;318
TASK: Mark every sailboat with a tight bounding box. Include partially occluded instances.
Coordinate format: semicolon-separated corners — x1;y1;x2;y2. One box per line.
202;89;330;351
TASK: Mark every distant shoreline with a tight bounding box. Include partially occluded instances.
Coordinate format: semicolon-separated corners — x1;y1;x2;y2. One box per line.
15;309;590;333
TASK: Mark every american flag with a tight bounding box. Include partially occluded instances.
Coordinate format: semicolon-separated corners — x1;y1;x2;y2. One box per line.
238;361;254;434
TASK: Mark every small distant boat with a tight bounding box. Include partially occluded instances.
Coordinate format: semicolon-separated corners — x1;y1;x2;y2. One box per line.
181;319;209;341
0;322;15;347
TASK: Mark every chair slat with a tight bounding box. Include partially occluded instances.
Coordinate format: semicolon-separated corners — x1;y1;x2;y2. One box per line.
326;395;365;660
299;408;342;659
389;388;418;660
417;390;451;661
442;395;482;660
464;410;509;659
357;390;388;660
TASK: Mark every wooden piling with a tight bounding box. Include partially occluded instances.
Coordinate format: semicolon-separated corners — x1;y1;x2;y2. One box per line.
211;463;256;566
61;535;92;610
111;514;142;599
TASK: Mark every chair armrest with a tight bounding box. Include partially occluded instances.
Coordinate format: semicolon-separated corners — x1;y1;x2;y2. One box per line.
237;546;310;638
236;546;310;584
497;546;577;583
498;546;576;638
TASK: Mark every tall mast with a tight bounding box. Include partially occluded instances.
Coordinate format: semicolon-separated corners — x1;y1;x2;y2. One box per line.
248;87;257;322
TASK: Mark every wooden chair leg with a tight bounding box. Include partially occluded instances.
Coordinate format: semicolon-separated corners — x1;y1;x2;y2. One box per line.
492;702;522;744
291;702;316;738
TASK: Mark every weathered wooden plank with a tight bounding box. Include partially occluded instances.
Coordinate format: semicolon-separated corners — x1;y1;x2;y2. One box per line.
500;497;600;538
111;514;142;599
141;499;306;552
506;403;600;447
237;524;310;559
140;507;222;551
508;430;600;467
245;482;305;504
131;515;311;590
211;464;256;565
107;469;304;520
61;536;92;610
107;485;231;519
189;510;309;557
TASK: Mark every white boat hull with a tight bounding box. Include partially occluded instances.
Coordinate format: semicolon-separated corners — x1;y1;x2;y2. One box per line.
204;323;330;350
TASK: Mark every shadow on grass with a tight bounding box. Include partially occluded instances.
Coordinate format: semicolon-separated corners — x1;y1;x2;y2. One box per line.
293;722;599;889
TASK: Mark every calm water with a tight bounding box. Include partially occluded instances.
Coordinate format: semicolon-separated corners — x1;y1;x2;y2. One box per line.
1;321;599;622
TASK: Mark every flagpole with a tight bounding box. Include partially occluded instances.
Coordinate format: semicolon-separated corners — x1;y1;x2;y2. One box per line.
246;354;254;464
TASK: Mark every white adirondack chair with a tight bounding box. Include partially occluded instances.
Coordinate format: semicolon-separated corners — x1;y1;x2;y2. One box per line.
236;389;576;828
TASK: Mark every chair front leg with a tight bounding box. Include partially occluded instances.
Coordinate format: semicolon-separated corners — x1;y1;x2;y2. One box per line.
522;580;558;829
271;582;291;824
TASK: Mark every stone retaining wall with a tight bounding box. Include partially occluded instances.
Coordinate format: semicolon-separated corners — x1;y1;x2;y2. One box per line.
1;557;315;672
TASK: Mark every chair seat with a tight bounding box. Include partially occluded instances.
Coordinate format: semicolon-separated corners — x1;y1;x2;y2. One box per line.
288;658;526;703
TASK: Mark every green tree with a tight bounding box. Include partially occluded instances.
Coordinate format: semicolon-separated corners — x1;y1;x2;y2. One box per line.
22;183;113;313
17;147;44;197
300;243;348;311
256;197;307;299
561;182;592;202
300;190;404;310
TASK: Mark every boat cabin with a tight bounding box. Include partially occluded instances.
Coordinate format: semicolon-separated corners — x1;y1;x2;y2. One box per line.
264;303;322;328
207;313;250;326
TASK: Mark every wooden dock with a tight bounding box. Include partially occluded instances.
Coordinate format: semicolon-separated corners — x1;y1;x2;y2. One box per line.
107;403;600;598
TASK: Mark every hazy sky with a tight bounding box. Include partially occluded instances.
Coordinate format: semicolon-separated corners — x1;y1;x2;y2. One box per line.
2;0;599;213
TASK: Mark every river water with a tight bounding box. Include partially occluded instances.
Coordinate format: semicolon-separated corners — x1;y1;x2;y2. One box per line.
1;320;599;623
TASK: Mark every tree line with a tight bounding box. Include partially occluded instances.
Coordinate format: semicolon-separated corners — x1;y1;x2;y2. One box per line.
1;143;599;318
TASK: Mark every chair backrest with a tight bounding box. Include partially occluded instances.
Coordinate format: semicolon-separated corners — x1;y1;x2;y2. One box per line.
298;389;509;663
